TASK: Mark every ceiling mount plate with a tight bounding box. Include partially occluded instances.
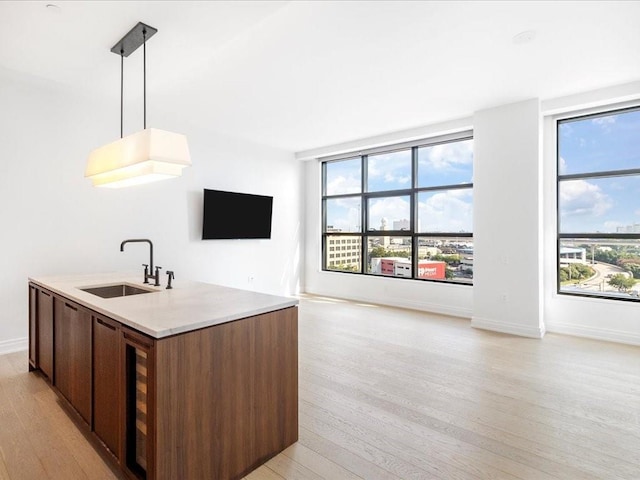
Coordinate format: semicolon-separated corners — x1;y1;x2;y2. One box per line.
110;22;158;57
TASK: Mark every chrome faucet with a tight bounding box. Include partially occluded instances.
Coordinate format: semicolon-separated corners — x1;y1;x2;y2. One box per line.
120;239;161;286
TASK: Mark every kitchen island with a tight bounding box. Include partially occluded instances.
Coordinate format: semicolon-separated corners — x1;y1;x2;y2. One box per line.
28;272;299;480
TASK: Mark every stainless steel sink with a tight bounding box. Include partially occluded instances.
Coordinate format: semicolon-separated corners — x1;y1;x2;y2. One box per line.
79;283;156;299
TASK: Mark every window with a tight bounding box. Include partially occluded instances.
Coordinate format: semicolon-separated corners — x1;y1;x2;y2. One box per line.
557;106;640;301
321;133;473;284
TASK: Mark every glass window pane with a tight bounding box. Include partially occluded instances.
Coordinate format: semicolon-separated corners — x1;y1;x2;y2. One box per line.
417;236;473;284
417;189;473;233
366;236;412;276
325;157;361;195
325;235;361;272
366;196;410;232
559;175;640;233
559;238;640;300
559;108;640;176
418;139;473;187
325;197;361;233
367;149;412;192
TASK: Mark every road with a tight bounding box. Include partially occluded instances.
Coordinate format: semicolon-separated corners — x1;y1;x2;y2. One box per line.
577;261;638;295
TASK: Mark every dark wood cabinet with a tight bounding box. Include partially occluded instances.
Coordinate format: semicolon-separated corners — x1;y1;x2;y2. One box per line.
93;314;122;461
28;285;37;370
29;281;298;480
153;308;298;480
37;288;54;380
54;299;92;425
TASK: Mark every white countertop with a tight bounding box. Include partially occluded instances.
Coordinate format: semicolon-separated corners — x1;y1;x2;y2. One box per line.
29;272;299;339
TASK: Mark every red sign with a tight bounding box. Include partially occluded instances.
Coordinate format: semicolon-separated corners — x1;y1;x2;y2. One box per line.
417;261;445;279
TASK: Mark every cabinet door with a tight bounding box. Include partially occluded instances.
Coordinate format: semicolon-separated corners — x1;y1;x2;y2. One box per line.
123;327;155;480
28;285;37;370
93;315;121;461
37;289;54;380
55;300;92;424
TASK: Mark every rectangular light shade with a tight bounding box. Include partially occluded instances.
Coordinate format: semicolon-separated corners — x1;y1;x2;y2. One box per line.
85;128;191;188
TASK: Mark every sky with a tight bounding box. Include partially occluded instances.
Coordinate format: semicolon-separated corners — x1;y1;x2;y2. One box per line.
324;109;640;236
559;108;640;233
324;139;473;233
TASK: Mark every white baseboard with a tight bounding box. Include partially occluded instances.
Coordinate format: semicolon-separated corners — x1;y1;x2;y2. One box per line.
303;291;472;319
387;297;472;319
471;316;545;339
545;322;640;346
0;337;28;356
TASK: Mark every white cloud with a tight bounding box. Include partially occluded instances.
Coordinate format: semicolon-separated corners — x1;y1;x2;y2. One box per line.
558;156;567;175
418;139;473;171
560;123;574;137
326;174;360;195
604;221;623;230
592;115;617;133
326;198;360;231
368;152;412;187
368;196;410;230
560;180;612;217
383;172;411;185
418;189;473;232
592;116;617;125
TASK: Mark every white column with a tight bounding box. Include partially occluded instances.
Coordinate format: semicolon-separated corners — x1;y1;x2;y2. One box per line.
471;99;544;338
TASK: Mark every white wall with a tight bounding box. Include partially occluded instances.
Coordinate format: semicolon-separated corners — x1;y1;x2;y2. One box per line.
0;68;303;353
302;84;640;346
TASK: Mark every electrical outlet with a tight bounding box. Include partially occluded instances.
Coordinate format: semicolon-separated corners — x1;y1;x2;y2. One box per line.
248;276;254;284
500;293;509;303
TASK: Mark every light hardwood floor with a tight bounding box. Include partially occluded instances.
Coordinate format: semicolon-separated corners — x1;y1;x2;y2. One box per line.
2;294;639;479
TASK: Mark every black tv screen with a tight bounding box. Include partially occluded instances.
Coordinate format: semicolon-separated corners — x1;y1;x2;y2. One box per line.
202;189;273;239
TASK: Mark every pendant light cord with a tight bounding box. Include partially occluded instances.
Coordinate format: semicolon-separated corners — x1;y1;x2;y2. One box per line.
120;50;124;138
143;29;147;129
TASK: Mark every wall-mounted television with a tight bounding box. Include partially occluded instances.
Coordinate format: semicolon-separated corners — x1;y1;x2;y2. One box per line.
202;189;273;240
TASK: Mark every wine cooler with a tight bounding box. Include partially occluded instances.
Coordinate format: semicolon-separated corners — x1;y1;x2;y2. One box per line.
125;333;153;479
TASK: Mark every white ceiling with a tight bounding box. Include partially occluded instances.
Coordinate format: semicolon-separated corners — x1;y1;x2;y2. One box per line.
1;0;639;152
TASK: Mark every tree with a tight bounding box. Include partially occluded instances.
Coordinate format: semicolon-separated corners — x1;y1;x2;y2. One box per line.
331;263;359;272
369;246;387;258
593;248;620;265
624;263;640;279
431;253;461;265
618;259;640;279
608;273;637;292
559;263;595;284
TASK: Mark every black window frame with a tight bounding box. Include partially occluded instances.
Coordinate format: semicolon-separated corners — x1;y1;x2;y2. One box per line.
321;132;474;285
556;104;640;303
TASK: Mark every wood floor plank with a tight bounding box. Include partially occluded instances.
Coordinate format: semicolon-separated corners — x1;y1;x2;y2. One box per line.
297;295;640;480
299;340;640;477
298;427;404;480
299;384;532;480
244;464;286;480
7;375;87;480
0;360;50;480
301;318;639;438
282;443;363;480
300;409;449;479
265;453;325;480
0;452;10;480
33;387;124;480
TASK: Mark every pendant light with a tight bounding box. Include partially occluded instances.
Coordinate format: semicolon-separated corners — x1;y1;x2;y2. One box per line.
85;22;191;188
